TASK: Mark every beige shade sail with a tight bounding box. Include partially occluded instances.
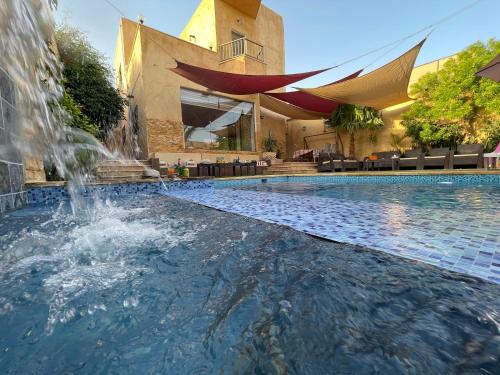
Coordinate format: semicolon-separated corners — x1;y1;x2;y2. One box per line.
298;40;426;110
259;94;326;120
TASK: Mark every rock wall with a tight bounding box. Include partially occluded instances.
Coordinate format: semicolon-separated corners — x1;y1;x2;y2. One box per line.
0;66;26;214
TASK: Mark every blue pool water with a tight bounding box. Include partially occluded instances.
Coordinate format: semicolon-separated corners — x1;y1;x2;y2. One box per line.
167;181;500;283
1;194;500;374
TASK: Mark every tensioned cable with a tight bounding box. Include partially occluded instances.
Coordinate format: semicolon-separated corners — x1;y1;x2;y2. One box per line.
103;0;482;71
103;0;126;17
332;0;482;69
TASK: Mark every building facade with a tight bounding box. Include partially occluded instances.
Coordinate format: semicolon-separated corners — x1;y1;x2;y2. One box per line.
114;0;288;164
114;0;452;164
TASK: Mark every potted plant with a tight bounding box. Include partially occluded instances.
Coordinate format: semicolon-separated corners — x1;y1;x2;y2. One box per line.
262;131;278;164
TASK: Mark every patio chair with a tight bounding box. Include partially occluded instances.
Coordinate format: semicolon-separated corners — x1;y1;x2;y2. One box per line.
393;149;424;170
423;147;450;169
318;152;360;172
449;144;484;169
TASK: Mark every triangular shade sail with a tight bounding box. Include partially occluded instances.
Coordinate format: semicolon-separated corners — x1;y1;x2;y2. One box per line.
476;54;500;82
171;60;331;95
259;94;326;120
265;70;363;114
298;40;426;109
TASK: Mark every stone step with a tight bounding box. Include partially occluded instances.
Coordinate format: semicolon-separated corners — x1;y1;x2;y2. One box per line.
267;166;318;171
97;166;145;172
97;169;144;175
266;170;318;175
95;175;145;181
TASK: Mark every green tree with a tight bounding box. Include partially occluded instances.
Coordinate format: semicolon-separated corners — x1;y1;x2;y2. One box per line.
60;91;99;136
327;104;384;158
401;39;500;150
55;24;126;139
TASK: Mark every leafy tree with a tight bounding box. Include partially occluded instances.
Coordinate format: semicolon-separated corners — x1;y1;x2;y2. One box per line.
60;91;99;136
55;24;126;139
327;104;384;158
401;39;500;150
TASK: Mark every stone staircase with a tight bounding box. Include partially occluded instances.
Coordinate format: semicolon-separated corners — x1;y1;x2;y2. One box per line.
265;161;318;175
96;160;152;181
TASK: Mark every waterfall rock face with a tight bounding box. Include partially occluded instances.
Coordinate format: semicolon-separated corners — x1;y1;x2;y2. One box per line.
0;66;26;213
0;0;60;214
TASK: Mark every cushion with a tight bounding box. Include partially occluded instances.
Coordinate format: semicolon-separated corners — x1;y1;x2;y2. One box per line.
457;144;483;154
454;153;478;157
403;149;422;158
400;157;418;160
428;148;449;156
425;155;445;159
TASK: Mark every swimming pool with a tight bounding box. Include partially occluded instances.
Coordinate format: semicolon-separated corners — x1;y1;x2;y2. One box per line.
166;175;500;283
1;194;500;374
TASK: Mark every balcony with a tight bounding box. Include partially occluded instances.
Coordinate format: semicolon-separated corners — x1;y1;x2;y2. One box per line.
218;38;264;63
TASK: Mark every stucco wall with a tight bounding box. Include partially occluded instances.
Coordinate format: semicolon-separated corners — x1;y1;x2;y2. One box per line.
179;0;217;52
114;0;287;163
214;0;284;75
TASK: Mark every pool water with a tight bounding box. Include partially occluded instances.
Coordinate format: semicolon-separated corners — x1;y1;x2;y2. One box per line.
1;194;500;374
167;182;500;283
236;182;499;211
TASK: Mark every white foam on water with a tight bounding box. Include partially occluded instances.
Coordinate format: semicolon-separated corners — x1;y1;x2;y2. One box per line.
0;199;198;333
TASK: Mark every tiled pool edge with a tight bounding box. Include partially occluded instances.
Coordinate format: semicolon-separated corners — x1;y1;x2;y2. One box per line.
26;173;500;206
26;179;212;206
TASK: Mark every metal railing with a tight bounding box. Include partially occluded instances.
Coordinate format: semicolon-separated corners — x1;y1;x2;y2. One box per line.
218;38;264;63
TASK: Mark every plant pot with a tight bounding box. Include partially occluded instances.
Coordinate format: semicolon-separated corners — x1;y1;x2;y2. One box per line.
262;152;277;165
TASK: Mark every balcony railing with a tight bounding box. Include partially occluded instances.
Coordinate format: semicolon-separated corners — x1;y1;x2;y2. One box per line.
218;38;264;63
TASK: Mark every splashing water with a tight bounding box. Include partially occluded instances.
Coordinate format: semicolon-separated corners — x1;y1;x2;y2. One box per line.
0;0;130;214
0;0;176;334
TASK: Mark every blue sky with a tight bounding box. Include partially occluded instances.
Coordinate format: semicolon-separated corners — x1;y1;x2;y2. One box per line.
55;0;499;88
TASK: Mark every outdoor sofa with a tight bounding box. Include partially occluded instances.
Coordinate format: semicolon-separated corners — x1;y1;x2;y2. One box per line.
363;151;400;171
393;149;424;170
449;144;484;169
318;152;361;172
422;147;451;169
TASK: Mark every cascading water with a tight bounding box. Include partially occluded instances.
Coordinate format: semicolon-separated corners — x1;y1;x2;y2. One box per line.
0;0;166;335
0;0;127;215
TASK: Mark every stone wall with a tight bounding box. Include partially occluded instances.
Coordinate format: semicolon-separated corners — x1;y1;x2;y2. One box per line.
147;118;185;153
0;66;26;214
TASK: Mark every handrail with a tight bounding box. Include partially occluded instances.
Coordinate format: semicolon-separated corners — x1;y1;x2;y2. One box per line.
218;37;264;62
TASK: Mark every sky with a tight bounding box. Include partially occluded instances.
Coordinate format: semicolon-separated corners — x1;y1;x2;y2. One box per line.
55;0;500;88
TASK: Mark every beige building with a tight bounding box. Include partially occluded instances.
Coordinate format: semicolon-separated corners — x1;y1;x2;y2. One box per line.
114;0;288;163
114;0;451;164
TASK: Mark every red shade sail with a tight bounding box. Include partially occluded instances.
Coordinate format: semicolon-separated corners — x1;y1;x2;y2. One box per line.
264;70;363;114
170;60;331;95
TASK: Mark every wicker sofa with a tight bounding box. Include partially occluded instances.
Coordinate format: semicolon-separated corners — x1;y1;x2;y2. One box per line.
318;152;361;172
449;144;484;169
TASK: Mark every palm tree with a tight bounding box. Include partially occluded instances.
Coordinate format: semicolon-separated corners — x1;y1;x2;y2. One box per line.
327;104;384;159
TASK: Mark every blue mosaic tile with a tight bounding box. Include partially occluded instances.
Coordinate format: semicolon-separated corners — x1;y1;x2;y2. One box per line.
163;175;500;284
27;180;214;206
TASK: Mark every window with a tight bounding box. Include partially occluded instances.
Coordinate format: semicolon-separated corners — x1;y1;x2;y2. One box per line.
181;88;255;151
